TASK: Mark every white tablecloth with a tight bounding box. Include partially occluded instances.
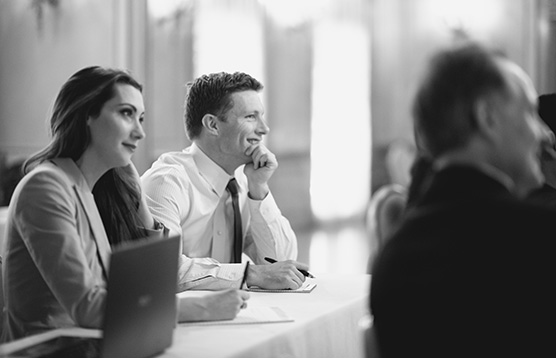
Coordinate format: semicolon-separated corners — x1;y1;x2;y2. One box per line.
0;273;371;358
165;273;370;358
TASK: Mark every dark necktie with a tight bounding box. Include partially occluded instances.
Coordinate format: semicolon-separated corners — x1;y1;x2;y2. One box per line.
226;178;243;263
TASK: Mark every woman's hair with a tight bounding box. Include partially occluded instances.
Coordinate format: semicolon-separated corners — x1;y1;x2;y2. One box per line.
93;167;148;247
24;66;146;247
24;66;142;173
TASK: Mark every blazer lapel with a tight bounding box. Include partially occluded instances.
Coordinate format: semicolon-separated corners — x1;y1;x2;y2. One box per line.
51;158;112;278
74;188;112;277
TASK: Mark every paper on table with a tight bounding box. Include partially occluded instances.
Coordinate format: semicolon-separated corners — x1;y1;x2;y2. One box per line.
180;306;293;326
247;281;316;293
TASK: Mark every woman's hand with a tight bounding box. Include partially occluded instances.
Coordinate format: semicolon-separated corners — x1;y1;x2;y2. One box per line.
177;289;250;322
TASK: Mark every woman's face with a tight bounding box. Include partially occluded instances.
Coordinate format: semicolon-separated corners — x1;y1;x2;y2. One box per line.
86;83;145;170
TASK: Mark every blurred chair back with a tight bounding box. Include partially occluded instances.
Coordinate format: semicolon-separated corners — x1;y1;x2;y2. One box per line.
0;207;7;340
0;206;8;259
366;183;407;272
0;254;4;339
360;314;381;358
385;139;416;187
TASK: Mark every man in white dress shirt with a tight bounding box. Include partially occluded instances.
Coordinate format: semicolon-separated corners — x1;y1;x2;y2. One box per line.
142;72;308;291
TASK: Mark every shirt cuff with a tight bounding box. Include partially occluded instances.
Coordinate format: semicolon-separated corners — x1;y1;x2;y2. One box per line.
141;220;169;238
247;191;282;222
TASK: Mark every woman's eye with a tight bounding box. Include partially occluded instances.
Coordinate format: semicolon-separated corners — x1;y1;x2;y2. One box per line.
121;109;133;116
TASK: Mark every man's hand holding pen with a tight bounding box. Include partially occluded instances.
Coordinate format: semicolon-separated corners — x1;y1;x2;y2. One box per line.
264;257;315;278
244;258;313;290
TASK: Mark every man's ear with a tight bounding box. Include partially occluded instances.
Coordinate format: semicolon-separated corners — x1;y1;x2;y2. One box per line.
473;97;497;137
201;114;219;136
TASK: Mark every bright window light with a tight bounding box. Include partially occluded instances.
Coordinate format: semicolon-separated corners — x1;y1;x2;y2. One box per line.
193;0;264;83
309;225;370;273
425;0;502;36
310;20;371;221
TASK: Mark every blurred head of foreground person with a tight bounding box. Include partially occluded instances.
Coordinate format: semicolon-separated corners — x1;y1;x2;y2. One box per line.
369;42;556;358
526;93;556;207
1;66;248;343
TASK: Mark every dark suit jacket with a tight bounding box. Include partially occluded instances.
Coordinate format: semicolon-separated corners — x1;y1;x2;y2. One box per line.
370;165;556;358
527;182;556;209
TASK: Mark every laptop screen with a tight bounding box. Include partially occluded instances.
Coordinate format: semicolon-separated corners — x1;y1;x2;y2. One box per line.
0;235;180;358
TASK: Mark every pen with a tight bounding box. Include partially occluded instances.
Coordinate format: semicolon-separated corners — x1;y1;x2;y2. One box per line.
241;261;250;289
264;257;315;278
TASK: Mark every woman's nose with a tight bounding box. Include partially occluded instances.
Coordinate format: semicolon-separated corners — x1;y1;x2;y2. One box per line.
133;120;146;140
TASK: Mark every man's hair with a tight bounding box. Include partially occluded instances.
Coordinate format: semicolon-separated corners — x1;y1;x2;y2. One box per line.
412;42;509;158
184;72;263;140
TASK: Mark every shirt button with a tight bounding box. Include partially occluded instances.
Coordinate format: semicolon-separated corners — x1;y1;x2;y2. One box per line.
217;231;222;235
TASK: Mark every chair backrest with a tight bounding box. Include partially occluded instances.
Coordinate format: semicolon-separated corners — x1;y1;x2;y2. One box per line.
0;255;4;340
0;207;7;338
385;139;416;187
360;314;381;358
0;206;8;258
366;184;407;272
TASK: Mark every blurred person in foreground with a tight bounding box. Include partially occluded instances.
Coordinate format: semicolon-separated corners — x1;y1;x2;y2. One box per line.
141;71;307;291
527;93;556;207
370;43;556;358
1;66;248;342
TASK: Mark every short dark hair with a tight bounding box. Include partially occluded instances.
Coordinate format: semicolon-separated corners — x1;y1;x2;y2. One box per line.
184;72;263;140
412;43;508;158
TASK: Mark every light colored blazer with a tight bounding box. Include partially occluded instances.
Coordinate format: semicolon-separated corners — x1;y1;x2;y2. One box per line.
1;158;111;342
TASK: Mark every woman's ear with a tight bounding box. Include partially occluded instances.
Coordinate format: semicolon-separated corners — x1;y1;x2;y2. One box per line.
201;114;219;136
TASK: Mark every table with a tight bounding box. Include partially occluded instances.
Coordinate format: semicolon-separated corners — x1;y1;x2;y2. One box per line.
0;273;371;358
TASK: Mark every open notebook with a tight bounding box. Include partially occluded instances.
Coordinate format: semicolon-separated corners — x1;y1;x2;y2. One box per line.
247;280;317;293
180;306;293;326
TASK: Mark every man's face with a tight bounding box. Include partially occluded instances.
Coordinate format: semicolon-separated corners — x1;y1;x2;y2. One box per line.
492;60;552;197
216;90;269;167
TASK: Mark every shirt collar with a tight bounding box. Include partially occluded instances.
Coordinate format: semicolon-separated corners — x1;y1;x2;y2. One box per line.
436;159;515;194
191;142;234;196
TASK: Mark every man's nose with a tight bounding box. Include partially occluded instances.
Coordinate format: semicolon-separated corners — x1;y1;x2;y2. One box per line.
256;117;269;135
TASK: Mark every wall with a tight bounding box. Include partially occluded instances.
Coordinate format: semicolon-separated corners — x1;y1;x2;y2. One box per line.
0;0;554;229
369;0;551;191
0;0;119;162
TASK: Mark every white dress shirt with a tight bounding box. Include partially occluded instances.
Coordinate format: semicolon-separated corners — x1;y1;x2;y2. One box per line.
141;143;298;291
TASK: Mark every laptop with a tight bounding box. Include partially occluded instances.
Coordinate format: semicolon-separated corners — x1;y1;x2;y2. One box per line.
2;235;180;358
